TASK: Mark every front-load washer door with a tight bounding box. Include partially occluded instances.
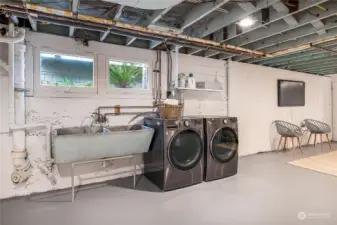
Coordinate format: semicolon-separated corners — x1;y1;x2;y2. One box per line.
211;127;238;163
168;129;203;171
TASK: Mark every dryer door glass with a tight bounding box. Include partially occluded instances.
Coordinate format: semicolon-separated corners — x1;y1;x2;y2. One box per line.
168;129;203;171
211;127;238;163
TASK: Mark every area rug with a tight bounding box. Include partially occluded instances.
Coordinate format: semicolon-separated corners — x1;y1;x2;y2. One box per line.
288;151;337;177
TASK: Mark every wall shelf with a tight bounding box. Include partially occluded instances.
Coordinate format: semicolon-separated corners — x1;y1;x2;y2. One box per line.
176;87;224;92
176;87;225;101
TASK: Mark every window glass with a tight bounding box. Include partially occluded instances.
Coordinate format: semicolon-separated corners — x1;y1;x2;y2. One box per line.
109;60;148;89
40;52;94;87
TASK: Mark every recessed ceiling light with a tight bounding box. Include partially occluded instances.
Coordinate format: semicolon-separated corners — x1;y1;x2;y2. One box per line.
238;17;256;27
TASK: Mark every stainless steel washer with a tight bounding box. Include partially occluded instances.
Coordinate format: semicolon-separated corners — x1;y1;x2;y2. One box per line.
143;117;204;191
203;117;239;181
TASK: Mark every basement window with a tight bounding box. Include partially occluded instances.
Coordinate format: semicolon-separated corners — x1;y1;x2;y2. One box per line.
108;59;148;89
40;52;94;88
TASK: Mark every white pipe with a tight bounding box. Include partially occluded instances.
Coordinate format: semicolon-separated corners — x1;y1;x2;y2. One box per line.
8;23;15;126
226;58;231;117
6;23;31;182
10;123;53;165
0;29;25;44
0;59;8;71
174;45;179;89
5;24;53;184
10;123;46;130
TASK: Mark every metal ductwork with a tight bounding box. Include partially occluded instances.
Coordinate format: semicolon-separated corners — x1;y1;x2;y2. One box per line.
102;0;183;9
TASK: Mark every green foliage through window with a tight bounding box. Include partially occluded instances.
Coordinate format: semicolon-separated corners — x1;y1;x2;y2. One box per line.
40;52;94;88
109;60;148;89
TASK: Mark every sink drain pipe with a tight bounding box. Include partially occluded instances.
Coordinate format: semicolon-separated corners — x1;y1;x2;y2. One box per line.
3;23;54;184
6;23;31;184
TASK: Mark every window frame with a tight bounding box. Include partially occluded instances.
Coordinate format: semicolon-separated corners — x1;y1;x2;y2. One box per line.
34;47;98;95
105;55;153;96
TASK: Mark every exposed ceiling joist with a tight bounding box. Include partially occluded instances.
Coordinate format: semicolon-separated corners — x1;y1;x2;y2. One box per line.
187;48;203;55
257;41;337;67
190;0;278;38
220;0;329;45
244;28;337;63
100;5;125;42
294;62;337;72
285;60;337;72
1;3;265;58
100;29;110;41
204;50;219;58
233;22;337;61
150;0;231;49
278;53;337;69
237;2;255;12
223;1;337;60
114;5;125;20
126;36;136;45
28;15;37;31
311;20;327;35
302;67;337;74
181;0;231;30
272;2;298;26
129;6;174;47
69;0;79;37
230;1;337;47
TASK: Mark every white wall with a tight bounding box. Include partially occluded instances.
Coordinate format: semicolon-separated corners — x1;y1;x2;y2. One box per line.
0;31;332;199
0;31;226;199
230;62;332;156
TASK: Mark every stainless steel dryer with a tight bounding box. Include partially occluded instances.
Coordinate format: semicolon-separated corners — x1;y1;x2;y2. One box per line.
143;117;204;191
203;117;239;181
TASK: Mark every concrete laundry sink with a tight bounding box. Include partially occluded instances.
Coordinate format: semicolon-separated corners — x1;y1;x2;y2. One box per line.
52;125;154;163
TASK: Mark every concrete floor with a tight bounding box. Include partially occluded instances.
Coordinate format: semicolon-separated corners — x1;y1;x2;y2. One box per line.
2;144;337;225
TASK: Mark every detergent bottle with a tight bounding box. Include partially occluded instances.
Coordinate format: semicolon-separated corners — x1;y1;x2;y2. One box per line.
187;73;196;89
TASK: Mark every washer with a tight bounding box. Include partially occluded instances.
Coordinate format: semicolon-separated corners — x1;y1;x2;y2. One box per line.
143;117;204;191
203;117;239;182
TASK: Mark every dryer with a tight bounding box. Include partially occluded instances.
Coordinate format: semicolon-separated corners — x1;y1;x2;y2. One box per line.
203;117;238;182
143;117;204;191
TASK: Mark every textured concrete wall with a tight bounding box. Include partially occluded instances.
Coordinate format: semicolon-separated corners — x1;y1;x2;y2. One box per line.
0;31;226;199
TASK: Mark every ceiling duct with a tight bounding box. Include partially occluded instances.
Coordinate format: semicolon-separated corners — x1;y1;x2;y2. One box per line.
102;0;183;10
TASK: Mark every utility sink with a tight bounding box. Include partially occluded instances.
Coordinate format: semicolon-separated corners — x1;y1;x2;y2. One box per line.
52;125;154;164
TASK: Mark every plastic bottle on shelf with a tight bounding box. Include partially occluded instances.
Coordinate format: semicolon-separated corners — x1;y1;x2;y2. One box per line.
178;73;186;88
187;73;196;89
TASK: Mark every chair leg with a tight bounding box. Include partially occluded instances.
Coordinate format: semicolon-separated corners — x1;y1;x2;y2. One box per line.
277;136;283;152
291;137;295;156
320;134;323;152
326;133;332;150
297;137;303;155
307;133;312;146
314;134;317;146
283;137;287;151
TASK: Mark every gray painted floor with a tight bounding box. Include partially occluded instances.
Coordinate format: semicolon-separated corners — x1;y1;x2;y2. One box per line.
2;144;337;225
